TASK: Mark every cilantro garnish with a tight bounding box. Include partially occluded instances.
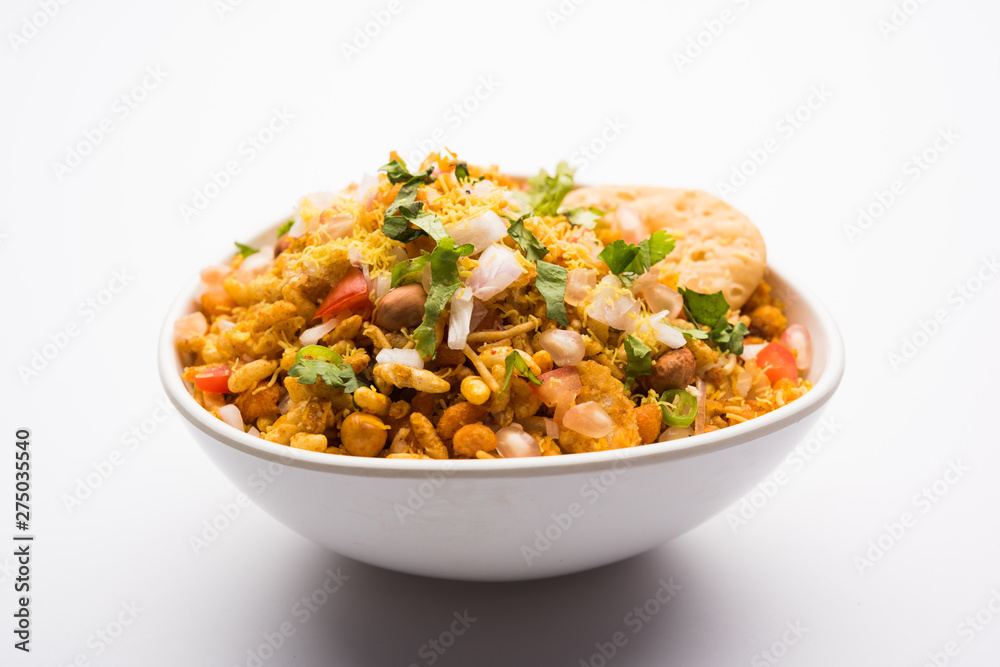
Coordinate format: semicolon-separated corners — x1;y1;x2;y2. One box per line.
535;261;569;327
413;238;475;358
526;161;575;217
677;288;748;354
277;219;294;238
390;253;430;288
561;206;604;229
624;335;652;390
501;351;542;392
507;217;549;262
288;345;362;393
598;231;675;287
378;159;446;243
235;242;258;258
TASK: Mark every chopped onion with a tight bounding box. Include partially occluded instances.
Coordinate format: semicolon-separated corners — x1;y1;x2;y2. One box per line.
373;273;391;302
348;245;365;267
539;329;585;367
318;213;354;240
496;424;542;458
467;245;523;300
233;249;274;283
278;395;291;415
780;324;812;370
733;368;753;398
616;204;645;243
174;312;207;342
247;426;261;438
658;426;693;442
448;288;474;350
543;417;559;439
289;192;337;238
562;401;615;438
216;319;235;332
564;268;597;307
218;404;244;431
645;284;683;317
648;311;687;349
353;173;379;204
375;348;425;370
739;343;768;361
447;210;508;254
586;276;641;333
469;299;488;331
299;317;340;346
200;265;232;294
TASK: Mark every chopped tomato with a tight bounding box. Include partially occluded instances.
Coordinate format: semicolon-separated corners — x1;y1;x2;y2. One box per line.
193;365;232;393
315;268;371;320
755;342;799;384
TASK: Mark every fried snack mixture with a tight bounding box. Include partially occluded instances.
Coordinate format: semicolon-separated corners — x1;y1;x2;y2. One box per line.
174;153;812;459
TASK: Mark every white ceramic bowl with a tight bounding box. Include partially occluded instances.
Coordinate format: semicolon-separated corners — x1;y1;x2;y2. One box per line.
159;221;844;581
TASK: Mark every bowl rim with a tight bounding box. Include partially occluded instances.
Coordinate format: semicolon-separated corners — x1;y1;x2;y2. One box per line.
159;219;844;480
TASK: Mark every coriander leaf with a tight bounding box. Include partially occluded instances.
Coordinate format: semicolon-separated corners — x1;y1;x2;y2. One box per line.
277;219;294;238
381;165;437;242
634;230;674;269
508;218;549;262
561;206;603;229
410;211;449;242
676;326;709;341
535;260;569;327
391;253;430;288
379;158;412;184
413;238;474;358
711;320;749;355
288;346;362;393
599;239;640;275
501;351;542;393
624;335;653;391
235;242;258;258
454;162;470;182
679;287;730;327
382;216;425;243
526;161;575;216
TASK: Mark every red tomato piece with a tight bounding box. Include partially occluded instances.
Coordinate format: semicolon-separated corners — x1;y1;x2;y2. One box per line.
315;268;371;320
193;365;232;393
755;342;799;384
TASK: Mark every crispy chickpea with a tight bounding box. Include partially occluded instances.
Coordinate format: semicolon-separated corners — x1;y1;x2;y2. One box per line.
452;424;498;458
340;412;388;457
460;376;491;405
290;432;328;452
532;350;553;374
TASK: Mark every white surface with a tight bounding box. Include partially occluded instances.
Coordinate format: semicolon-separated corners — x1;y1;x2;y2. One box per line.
2;0;998;664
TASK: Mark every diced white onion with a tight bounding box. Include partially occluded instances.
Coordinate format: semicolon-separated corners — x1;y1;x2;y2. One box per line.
616;204;644;242
447;210;508;254
200;265;232;295
447;288;474;350
648;311;687;349
496;424;542;458
562;401;615;438
740;343;768;361
658;426;694;442
299;317;340;346
538;329;586;367
644;283;683;317
467;245;523;300
586;276;641;333
469;299;488;331
375;348;425;370
373;273;391;301
780;324;812;370
174;312;208;342
278;395;292;415
216;319;235;332
318;214;355;240
247;426;261;438
564;268;596;307
353;173;379;204
218;404;244;431
290;191;337;238
543;417;559;439
233;249;274;283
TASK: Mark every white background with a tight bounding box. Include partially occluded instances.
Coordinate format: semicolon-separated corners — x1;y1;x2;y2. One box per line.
3;0;1000;665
